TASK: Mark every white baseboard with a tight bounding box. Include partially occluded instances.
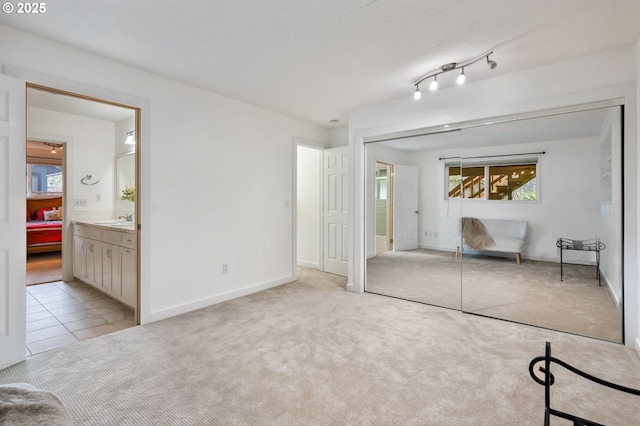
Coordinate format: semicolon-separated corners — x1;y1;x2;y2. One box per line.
418;244;455;252
148;274;294;323
297;260;320;269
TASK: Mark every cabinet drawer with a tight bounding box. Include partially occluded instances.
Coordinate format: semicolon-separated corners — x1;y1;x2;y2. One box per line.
119;233;136;249
101;230;119;244
86;226;101;240
73;224;85;236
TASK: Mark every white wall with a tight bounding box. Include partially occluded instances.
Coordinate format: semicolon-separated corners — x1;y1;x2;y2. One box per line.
417;137;601;262
297;145;321;268
0;24;329;324
329;125;349;147
349;46;638;347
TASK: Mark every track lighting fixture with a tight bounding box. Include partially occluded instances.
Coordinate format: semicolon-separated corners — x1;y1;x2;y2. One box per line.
43;142;63;154
413;50;497;98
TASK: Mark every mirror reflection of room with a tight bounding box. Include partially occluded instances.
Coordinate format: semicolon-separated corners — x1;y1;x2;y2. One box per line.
365;105;623;343
365;131;463;310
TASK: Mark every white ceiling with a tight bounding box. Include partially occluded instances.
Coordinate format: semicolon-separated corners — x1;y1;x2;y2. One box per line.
2;0;639;127
27;88;135;122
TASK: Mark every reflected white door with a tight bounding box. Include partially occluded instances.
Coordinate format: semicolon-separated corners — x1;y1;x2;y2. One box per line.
393;165;419;251
323;147;349;276
0;74;26;370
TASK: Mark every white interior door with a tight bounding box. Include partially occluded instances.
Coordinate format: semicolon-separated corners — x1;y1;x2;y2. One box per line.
393;165;419;251
323;147;349;276
0;73;26;370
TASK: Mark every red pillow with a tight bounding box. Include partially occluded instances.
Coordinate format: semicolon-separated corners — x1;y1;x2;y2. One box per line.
27;207;32;221
34;208;49;221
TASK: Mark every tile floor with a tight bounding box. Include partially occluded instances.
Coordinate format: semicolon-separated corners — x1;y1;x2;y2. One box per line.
26;280;135;356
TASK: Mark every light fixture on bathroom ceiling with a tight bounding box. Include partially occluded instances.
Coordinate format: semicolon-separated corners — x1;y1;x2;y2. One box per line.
43;142;63;154
413;50;497;99
125;130;136;145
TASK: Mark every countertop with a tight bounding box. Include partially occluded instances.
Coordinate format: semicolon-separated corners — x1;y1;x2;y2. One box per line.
73;220;136;233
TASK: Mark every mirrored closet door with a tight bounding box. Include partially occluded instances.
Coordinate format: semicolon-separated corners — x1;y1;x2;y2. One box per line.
459;106;623;343
364;130;462;310
364;104;623;343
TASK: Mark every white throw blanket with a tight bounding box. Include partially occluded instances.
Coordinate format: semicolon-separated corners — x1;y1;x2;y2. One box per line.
0;383;71;426
461;217;495;250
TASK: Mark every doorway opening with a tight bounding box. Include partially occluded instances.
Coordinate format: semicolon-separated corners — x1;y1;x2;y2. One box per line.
26;140;65;285
25;84;140;355
296;144;324;271
375;162;393;255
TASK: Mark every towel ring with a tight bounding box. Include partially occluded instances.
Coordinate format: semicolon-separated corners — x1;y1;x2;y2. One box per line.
80;174;99;185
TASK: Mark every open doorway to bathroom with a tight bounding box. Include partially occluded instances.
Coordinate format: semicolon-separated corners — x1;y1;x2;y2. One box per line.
25;84;140;356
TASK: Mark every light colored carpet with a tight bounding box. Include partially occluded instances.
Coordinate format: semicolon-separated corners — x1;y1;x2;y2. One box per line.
1;267;639;425
366;249;622;342
26;252;62;286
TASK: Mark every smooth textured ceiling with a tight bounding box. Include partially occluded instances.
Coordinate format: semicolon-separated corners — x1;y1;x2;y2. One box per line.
27;88;136;122
2;0;639;127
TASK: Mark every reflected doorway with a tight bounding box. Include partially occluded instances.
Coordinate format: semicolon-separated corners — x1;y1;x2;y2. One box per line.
375;162;393;255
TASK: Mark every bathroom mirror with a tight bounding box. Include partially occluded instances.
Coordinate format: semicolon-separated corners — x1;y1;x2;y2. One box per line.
364;104;623;343
115;152;135;206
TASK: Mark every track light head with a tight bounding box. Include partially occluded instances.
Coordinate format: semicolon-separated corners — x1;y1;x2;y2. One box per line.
486;56;497;70
456;68;466;85
414;85;421;100
429;76;438;91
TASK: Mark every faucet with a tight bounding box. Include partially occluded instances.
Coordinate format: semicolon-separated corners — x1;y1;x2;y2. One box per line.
119;213;134;222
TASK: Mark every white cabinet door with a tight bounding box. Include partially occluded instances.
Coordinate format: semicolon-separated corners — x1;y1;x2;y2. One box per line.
93;240;106;287
0;73;26;370
86;240;97;285
119;247;136;307
105;244;121;297
73;235;87;280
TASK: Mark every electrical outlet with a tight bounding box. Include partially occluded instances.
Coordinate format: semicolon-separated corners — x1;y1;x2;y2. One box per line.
284;199;290;209
95;194;101;202
222;263;229;274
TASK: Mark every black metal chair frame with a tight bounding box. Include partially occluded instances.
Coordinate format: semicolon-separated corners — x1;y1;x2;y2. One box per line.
529;342;640;426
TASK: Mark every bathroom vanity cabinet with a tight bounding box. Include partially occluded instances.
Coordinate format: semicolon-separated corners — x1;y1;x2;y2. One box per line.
73;222;137;308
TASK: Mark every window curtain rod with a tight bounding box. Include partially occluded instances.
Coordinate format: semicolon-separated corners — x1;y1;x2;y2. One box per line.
438;151;546;161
